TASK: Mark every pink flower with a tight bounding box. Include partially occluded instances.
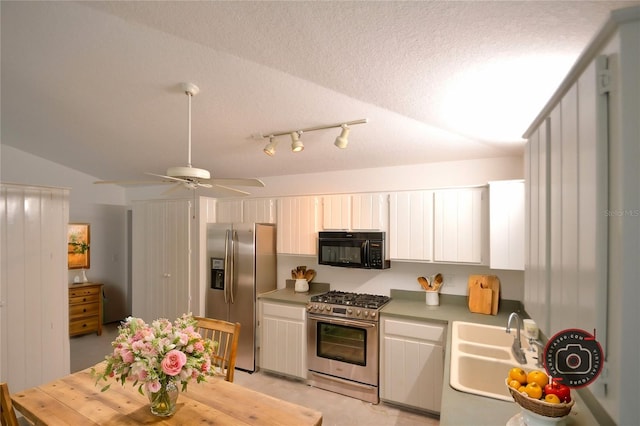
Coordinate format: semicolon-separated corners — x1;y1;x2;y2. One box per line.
146;380;161;393
120;349;134;364
161;349;187;376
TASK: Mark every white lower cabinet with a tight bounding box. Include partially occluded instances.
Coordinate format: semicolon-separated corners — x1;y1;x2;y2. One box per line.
380;316;445;413
259;301;307;379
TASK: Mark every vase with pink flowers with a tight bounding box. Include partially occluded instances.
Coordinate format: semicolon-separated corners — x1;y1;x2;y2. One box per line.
92;314;215;417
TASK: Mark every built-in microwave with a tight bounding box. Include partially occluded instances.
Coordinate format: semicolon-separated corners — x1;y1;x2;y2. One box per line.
318;231;390;269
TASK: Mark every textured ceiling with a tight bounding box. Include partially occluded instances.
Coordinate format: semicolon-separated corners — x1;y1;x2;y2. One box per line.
2;1;638;194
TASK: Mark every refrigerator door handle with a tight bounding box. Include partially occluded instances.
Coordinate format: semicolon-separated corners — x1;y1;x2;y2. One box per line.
230;230;237;304
224;229;231;304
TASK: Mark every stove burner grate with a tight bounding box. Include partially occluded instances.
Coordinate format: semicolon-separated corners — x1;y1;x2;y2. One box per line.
310;290;390;309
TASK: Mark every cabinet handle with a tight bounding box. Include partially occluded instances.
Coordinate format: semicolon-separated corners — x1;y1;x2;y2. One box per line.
83;309;87;313
82;298;87;302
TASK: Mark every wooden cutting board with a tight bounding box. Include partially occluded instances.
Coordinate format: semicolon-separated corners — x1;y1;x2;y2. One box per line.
468;275;500;315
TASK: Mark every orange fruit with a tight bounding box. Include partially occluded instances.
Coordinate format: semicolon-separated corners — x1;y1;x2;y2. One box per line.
545;394;561;404
524;382;543;399
527;370;549;388
508;379;522;389
508;367;527;385
518;385;527;393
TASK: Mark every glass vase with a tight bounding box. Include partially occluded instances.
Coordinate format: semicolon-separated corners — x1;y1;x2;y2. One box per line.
147;380;179;417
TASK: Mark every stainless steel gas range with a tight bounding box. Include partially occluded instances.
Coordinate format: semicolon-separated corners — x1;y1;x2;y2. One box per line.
306;290;391;404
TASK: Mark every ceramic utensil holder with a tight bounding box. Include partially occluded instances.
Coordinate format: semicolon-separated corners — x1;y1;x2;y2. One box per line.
294;279;309;293
425;291;439;306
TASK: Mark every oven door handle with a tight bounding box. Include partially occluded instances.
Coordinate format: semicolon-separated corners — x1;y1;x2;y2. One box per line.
307;315;377;329
309;372;376;391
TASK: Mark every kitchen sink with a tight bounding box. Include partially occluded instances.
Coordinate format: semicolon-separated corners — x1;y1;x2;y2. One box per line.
450;321;539;402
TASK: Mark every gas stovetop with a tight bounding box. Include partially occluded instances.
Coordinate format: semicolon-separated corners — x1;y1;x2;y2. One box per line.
310;290;391;309
307;291;391;320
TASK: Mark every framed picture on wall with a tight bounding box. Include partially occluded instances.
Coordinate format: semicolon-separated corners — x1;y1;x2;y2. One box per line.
68;223;90;269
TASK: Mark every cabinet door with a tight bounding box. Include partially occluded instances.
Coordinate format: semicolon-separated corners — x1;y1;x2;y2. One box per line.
489;180;525;270
277;196;321;255
243;198;276;224
380;318;444;412
433;188;485;263
216;199;243;223
389;191;433;261
133;200;191;322
260;302;306;379
322;194;350;230
351;193;388;231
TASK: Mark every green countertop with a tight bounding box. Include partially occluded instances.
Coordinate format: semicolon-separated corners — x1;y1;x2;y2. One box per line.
258;287;598;425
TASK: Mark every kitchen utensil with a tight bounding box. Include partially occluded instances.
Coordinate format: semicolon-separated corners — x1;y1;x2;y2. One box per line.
304;269;316;282
417;276;431;291
431;273;444;292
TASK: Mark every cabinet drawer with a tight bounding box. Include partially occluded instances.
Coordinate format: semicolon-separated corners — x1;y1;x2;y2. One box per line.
69;286;100;298
69;317;99;335
69;294;100;305
262;302;305;321
383;318;445;342
69;303;99;319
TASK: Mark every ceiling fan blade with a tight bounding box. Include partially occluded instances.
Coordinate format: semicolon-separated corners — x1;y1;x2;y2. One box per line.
213;184;251;196
145;172;190;183
94;179;173;186
196;182;213;188
210;178;265;187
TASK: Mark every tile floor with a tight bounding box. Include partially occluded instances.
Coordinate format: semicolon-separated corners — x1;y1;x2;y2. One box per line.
70;322;439;426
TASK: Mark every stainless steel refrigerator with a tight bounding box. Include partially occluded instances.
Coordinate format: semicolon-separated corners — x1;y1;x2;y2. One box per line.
205;223;276;372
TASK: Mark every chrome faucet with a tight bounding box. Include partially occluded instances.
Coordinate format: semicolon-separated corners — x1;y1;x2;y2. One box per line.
506;312;527;364
529;338;545;368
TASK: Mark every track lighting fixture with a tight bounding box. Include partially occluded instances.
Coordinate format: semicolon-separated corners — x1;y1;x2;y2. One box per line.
291;131;304;152
258;118;367;156
334;124;350;149
263;135;278;156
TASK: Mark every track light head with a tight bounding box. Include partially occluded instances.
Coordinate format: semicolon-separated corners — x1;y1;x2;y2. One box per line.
291;131;304;153
334;125;350;149
263;136;277;156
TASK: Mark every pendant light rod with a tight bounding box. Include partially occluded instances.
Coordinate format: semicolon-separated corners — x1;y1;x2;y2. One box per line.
261;118;367;139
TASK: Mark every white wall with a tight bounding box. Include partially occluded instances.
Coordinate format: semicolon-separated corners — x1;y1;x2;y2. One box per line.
1;145;130;322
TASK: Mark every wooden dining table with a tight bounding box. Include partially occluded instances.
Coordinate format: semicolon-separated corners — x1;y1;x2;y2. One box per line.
11;363;323;425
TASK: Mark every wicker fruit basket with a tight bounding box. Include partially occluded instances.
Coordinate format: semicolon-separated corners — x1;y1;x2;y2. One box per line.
505;379;574;418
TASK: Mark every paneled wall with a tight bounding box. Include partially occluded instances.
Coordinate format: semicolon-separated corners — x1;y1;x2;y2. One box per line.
0;184;70;391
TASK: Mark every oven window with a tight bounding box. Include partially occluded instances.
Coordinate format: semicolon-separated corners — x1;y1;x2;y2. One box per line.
317;322;366;366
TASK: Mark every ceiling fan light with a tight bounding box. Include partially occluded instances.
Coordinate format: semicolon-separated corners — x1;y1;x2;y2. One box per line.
291;132;304;153
334;125;350;149
263;136;278;156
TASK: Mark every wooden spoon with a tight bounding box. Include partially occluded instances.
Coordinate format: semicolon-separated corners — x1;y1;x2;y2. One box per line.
417;276;431;291
432;273;444;291
304;269;316;282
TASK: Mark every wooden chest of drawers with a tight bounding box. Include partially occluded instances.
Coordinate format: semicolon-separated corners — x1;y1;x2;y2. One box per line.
68;283;103;337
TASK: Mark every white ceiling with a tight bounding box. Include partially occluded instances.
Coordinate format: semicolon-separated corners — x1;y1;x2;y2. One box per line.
2;1;638;194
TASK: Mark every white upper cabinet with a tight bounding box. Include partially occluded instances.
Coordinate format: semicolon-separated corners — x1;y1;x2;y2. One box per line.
214;198;276;224
243;198;277;224
389;191;434;261
277;196;321;255
322;194;350;230
433;187;486;264
351;193;389;231
215;199;243;223
489;180;525;270
322;193;388;231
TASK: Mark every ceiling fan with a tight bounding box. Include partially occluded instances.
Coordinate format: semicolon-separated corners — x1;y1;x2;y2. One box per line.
95;82;264;195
